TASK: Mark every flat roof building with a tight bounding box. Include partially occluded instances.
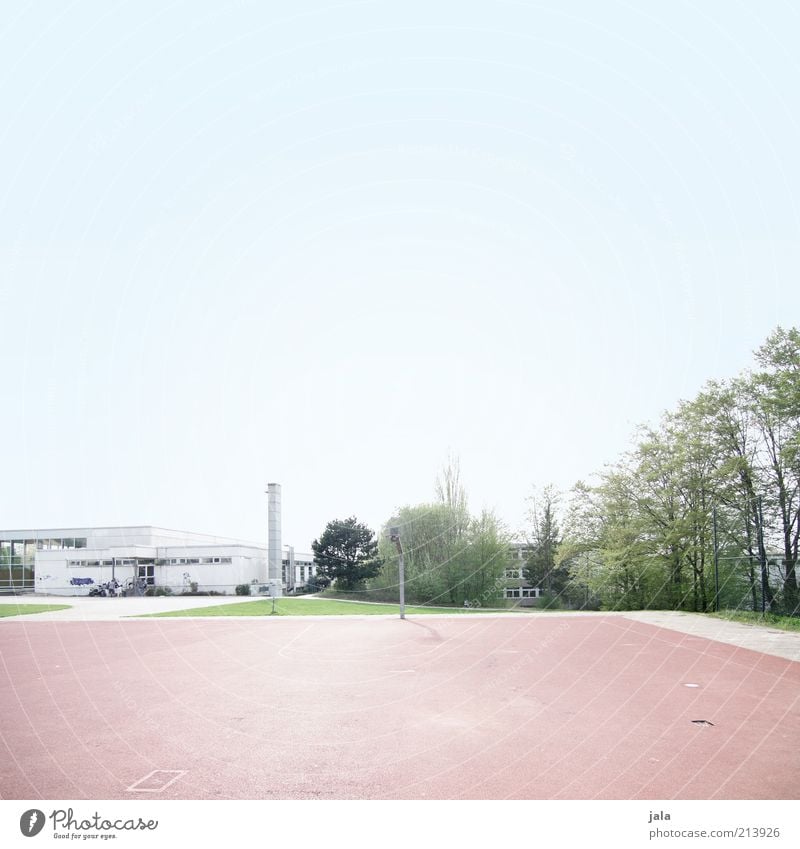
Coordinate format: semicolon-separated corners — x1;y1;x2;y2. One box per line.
0;526;316;597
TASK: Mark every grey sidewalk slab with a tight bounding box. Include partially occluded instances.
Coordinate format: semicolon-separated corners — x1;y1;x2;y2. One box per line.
620;610;800;663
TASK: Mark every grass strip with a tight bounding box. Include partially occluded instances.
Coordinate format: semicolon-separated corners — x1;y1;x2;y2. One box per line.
0;604;72;618
707;609;800;632
140;597;507;617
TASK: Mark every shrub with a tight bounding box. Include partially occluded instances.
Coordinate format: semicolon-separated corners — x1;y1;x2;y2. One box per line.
235;584;251;596
536;591;563;610
307;574;331;592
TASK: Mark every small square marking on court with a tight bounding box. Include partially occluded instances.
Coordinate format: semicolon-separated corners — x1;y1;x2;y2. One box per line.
126;769;186;792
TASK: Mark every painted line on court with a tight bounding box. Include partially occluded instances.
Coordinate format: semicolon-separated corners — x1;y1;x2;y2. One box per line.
126;769;187;793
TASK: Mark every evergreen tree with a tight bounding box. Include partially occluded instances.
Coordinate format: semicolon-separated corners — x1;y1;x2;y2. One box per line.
312;517;383;591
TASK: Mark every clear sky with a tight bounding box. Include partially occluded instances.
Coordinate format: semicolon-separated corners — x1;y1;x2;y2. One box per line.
1;1;798;551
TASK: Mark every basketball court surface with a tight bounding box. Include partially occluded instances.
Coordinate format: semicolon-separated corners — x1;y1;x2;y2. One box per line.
1;605;798;800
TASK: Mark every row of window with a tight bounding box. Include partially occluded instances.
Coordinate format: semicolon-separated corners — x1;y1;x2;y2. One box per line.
505;588;540;599
69;559;133;567
0;538;88;556
67;557;233;567
161;557;232;565
282;566;317;581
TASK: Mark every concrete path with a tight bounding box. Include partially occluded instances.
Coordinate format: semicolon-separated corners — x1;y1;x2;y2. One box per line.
0;593;259;621
622;610;800;664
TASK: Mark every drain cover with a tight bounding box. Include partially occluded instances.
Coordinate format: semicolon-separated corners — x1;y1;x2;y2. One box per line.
692;719;714;726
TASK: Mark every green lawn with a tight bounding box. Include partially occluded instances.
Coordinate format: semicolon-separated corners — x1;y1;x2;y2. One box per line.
140;597;507;618
708;609;800;632
0;603;71;618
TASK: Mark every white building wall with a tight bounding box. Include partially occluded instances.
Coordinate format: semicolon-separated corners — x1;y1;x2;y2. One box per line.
35;544;268;596
0;526;241;548
2;526;315;596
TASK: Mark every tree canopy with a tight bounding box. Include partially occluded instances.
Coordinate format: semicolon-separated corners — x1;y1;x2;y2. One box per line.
557;326;800;615
524;485;566;596
370;457;510;606
311;517;383;591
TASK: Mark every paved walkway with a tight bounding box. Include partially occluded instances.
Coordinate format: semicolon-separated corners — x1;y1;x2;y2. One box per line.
2;597;798;663
0;594;257;621
622;610;800;663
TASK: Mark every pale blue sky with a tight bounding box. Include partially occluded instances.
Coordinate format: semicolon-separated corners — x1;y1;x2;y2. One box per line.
1;1;798;549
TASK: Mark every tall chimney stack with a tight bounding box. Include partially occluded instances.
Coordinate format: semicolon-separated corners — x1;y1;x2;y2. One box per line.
267;483;283;597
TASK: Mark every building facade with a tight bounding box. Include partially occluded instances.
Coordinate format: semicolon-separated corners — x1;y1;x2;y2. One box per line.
0;526;316;596
503;543;541;603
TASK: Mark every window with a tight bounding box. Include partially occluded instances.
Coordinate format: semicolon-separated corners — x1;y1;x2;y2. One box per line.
505;588;521;599
76;538;87;548
137;565;155;586
220;557;231;564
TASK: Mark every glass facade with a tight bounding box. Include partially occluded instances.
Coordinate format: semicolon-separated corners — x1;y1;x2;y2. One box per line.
1;536;87;563
0;536;88;590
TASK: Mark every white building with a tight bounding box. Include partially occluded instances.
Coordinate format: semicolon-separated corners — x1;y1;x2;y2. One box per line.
504;542;541;603
0;526;316;597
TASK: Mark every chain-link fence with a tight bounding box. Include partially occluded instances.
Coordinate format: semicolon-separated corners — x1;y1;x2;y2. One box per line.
712;554;792;614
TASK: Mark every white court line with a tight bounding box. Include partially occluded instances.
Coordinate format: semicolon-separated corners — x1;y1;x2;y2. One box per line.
126;769;186;793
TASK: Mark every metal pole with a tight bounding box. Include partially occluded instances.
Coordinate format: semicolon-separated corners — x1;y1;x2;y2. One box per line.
712;505;720;612
756;495;768;614
399;550;405;620
389;528;405;620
